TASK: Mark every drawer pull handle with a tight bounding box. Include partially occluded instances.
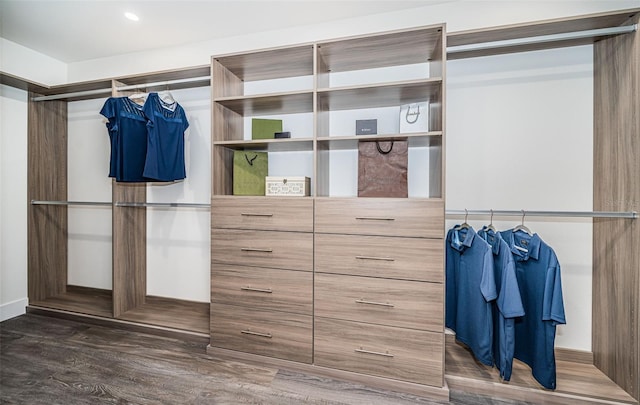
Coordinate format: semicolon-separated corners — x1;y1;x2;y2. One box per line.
355;298;395;308
355;347;394;358
355;255;395;262
241;329;272;338
355;216;395;221
240;248;273;253
241;286;273;294
241;213;273;217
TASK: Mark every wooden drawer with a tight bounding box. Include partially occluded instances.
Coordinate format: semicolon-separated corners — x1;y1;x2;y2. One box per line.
211;264;312;315
315;273;443;331
315;198;443;238
314;317;443;386
211;196;313;232
210;303;312;363
315;233;443;282
211;229;312;271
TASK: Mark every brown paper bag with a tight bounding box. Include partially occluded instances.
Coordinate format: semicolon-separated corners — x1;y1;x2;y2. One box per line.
357;140;408;198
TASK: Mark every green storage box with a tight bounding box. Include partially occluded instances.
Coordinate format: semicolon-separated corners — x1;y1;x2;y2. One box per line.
252;118;282;140
233;150;268;195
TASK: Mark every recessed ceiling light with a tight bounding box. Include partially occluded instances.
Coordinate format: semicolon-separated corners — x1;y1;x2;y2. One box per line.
124;12;139;21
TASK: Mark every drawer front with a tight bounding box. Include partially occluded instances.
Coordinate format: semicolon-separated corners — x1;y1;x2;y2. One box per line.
210;303;312;363
211;229;313;271
211;196;313;232
211;264;312;315
314;318;443;386
315;233;443;282
315;274;443;331
315;198;444;238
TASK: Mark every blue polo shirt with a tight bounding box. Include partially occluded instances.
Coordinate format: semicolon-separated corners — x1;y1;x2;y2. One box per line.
477;227;524;381
500;229;566;390
446;226;497;366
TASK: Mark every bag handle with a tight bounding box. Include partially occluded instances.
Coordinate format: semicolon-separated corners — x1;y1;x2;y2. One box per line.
244;153;258;166
376;141;394;154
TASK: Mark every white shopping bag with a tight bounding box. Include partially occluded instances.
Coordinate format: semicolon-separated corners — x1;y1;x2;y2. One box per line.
399;102;429;133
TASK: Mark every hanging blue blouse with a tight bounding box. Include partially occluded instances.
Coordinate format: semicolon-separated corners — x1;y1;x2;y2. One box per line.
142;92;189;182
100;97;149;182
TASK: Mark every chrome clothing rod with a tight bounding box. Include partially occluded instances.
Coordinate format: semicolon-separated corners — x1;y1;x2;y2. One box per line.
446;209;638;219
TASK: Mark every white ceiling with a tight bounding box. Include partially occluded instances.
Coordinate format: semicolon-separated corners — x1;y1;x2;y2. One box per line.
0;0;453;63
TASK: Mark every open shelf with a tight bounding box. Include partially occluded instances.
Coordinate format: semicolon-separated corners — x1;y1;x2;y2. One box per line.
29;286;113;318
214;138;314;152
214;91;314;116
118;296;210;335
317;132;442;150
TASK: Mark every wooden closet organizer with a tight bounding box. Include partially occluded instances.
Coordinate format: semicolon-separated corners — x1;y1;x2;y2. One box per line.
1;6;638;404
14;66;212;337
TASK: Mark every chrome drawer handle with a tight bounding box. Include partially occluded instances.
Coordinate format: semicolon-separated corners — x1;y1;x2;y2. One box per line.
355;255;395;262
355;216;395;221
355;347;394;358
241;286;273;294
241;213;273;217
355;299;395;308
241;329;272;338
240;248;273;253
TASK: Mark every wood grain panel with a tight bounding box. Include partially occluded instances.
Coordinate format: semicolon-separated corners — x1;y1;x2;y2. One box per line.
315;274;443;332
593;13;640;402
211;196;313;232
214;91;314;116
211;145;234;195
27;96;68;301
211;229;313;271
213;45;314;82
314;233;443;282
210;303;312;363
316;79;441;111
112;182;146;317
117;296;209;334
211;264;312;314
316;27;442;73
29;286;112;318
315;197;444;238
314;317;443;386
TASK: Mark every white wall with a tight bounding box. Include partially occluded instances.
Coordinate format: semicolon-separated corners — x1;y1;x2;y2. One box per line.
446;45;594;350
0;84;28;320
1;38;67;85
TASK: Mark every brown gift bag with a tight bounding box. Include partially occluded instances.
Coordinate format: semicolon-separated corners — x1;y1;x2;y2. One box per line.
357;140;408;198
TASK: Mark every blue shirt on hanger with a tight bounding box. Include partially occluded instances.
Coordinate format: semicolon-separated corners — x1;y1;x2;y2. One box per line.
500;229;566;390
477;227;524;381
446;226;498;366
142;92;189;182
100;97;149;182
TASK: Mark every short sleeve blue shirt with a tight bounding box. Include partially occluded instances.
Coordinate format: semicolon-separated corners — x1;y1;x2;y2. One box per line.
446;226;498;366
142;93;189;182
500;229;566;390
477;227;524;381
100;97;149;182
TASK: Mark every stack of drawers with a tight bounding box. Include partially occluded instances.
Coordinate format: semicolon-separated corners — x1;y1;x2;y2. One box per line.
313;198;445;386
210;196;314;364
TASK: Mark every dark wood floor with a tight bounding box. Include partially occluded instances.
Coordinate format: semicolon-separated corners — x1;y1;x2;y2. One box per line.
0;313;530;405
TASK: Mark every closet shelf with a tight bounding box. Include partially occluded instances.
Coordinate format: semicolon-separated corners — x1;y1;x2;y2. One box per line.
213;138;314;152
214;91;314;115
446;209;638;219
31;200;112;207
317;132;442;150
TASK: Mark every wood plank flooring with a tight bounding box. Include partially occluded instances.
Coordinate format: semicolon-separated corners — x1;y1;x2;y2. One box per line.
445;336;638;405
2;313;528;405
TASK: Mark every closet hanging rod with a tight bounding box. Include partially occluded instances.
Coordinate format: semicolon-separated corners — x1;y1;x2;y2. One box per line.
31;200;112;207
115;202;211;208
115;75;211;92
446;209;638;219
447;24;637;55
31;75;211;102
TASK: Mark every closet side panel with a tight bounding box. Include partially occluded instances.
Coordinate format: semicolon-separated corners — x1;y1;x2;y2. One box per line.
593;14;640;401
27;97;67;301
112;183;146;317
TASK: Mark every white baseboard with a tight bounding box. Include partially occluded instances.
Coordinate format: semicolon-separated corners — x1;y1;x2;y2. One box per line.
0;298;28;322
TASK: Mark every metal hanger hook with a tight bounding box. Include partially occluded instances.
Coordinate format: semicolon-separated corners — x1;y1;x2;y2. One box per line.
464;208;468;224
521;209;526;226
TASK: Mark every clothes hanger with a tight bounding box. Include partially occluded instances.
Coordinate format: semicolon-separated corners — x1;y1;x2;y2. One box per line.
484;209;497;233
158;84;177;110
454;209;471;230
513;210;533;236
128;91;148;106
